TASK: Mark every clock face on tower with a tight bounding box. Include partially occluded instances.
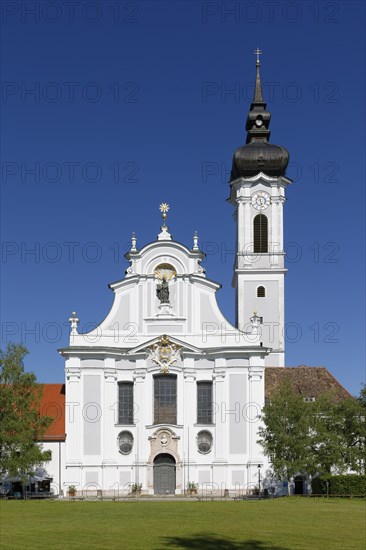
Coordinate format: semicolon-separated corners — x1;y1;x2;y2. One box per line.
251;192;271;210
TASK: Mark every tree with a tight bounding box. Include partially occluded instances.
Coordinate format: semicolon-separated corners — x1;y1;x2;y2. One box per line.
338;389;366;474
257;379;312;491
357;384;366;408
310;390;366;475
308;392;347;475
258;379;366;487
0;343;52;478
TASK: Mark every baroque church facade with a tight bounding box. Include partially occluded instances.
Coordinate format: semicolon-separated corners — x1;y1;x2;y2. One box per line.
41;56;311;496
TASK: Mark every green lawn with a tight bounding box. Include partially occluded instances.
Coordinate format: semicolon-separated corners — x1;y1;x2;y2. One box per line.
0;498;365;549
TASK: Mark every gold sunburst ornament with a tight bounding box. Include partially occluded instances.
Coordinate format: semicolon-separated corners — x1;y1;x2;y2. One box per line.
159;203;170;221
154;263;177;281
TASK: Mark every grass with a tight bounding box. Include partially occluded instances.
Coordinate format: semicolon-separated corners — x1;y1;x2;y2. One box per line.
0;498;365;549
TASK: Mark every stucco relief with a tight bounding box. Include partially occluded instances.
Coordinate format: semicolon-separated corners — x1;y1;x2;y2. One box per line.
148;335;181;373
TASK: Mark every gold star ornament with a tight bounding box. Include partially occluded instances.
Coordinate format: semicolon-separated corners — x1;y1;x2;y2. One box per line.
159;203;170;220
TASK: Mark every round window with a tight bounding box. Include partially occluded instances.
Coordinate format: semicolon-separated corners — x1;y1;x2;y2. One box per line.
118;431;133;455
197;430;213;454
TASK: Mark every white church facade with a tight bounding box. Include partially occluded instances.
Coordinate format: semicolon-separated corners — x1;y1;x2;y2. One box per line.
50;55;293;496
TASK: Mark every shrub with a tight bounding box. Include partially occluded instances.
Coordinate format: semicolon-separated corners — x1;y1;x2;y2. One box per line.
312;475;366;496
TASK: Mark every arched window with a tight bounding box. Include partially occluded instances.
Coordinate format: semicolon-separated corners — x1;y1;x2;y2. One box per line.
253;214;268;253
257;286;266;298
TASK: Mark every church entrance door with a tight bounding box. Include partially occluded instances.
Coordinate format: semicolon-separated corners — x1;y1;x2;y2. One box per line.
153;454;176;494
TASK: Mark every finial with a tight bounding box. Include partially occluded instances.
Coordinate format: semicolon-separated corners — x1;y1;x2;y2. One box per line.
159;203;170;223
253;49;264;104
157;203;172;241
193;230;199;251
254;47;262;65
69;311;80;335
131;232;137;252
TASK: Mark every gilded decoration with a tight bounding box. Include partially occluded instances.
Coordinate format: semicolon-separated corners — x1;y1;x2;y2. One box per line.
148;335;181;374
155;264;176;305
154;263;176;281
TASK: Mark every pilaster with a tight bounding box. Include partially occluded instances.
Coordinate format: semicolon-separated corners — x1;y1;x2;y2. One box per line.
248;366;264;460
103;357;117;464
65;357;82;464
213;359;227;462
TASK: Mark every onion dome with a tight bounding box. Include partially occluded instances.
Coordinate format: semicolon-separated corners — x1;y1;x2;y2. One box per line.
230;53;289;181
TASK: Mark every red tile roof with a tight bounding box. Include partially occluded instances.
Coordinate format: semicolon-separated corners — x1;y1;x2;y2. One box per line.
265;366;352;401
39;384;66;441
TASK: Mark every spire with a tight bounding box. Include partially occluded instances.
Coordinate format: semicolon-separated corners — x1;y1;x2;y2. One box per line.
245;49;271;144
229;51;290;181
253;48;264;104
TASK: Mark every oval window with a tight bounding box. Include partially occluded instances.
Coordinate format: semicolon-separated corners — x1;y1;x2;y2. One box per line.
118;431;134;455
197;430;213;454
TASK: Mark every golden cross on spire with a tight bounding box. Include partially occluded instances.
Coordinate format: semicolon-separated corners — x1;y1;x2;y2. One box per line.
254;47;262;64
159;203;170;221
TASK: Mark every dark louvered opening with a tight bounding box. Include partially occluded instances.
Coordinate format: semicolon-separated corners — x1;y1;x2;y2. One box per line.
257;286;266;297
253;214;268;253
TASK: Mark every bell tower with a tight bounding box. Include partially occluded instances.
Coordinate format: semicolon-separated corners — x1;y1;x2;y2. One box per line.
229;51;292;367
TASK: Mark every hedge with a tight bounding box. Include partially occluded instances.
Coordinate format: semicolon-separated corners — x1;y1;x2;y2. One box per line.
311;475;366;496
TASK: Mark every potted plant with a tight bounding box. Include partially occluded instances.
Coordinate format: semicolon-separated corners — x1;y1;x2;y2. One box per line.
68;485;76;498
187;481;198;496
129;483;142;496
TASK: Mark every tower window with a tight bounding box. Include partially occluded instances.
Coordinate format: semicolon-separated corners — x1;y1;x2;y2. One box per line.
118;382;134;424
154;374;177;425
253;214;268;253
197;381;213;424
257;286;266;298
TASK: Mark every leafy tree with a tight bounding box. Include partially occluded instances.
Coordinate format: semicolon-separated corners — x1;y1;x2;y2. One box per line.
311;389;366;475
309;392;346;475
357;384;366;408
0;343;52;478
338;391;366;474
258;380;366;487
257;379;311;491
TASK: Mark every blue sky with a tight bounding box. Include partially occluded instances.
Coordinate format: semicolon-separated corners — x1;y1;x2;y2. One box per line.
1;1;365;395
